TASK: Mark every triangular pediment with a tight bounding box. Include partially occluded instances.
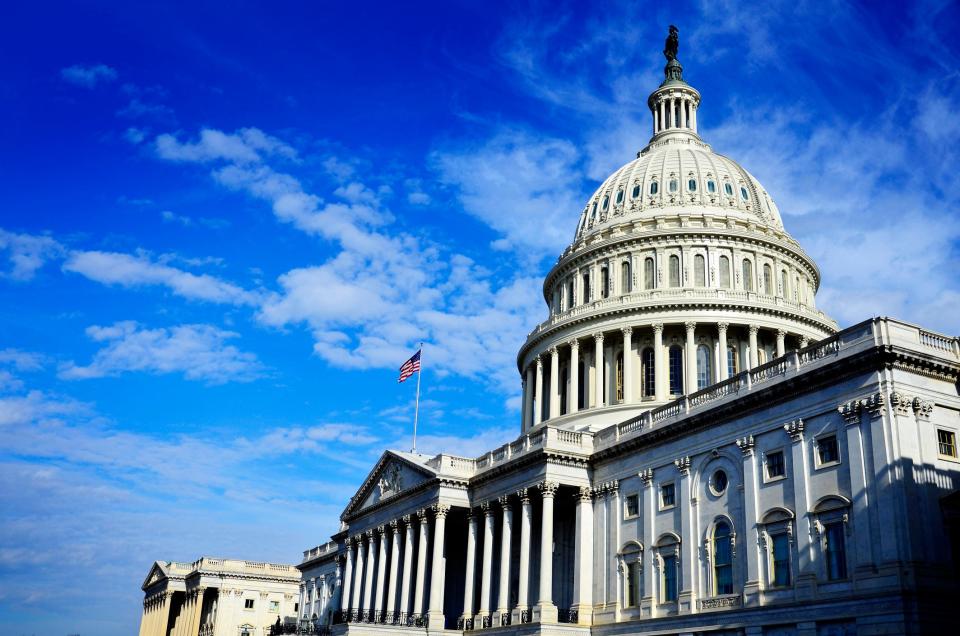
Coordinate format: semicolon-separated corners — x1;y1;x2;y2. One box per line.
344;451;438;517
142;561;168;591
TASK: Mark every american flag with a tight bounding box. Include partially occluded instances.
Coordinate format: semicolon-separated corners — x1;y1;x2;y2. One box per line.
398;349;421;383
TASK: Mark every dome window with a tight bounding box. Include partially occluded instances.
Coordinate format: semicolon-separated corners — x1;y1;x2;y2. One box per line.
649;181;659;195
724;183;734;196
632;184;641;198
669;179;678;193
616;188;624;204
707;180;716;194
591;201;598;219
602;195;609;211
688;179;697;192
740;186;750;201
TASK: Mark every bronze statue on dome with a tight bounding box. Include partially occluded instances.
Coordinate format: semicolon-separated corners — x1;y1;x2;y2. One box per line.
664;25;679;61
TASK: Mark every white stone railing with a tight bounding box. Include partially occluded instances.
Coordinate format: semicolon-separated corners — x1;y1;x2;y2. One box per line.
592;317;958;451
192;557;299;576
302;541;339;563
456;424;594;478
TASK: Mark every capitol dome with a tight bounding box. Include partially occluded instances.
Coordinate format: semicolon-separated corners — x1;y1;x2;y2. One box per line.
516;44;838;432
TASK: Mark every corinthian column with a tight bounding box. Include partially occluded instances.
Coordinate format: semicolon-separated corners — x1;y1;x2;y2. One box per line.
523;366;533;430
568;340;579;414
685;321;697;393
386;521;401;620
622;327;633;403
351;535;365;612
399;516;415;617
497;495;513;620
653;323;665;401
363;533;376;617
413;510;429;617
341;539;355;612
373;526;388;620
534;357;543;426
536;482;559;622
476;502;494;623
512;489;532;624
572;487;594;625
594;333;605;407
748;325;759;369
549;346;560;419
462;511;478;624
717;322;729;381
427;504;450;630
776;329;786;358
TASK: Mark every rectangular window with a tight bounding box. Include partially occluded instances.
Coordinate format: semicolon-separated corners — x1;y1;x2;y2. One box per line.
626;561;641;606
294;602;299;613
938;429;957;458
269;600;280;613
662;555;678;602
625;494;639;518
765;450;785;479
660;483;675;508
817;435;839;465
824;522;847;580
244;598;255;609
771;533;791;587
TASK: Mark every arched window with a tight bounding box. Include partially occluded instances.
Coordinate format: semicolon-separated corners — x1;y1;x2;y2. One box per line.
644;257;655;289
688;178;697;192
669;255;680;287
780;270;789;297
567;279;575;309
669;179;678;193
669;345;684;395
795;276;801;302
696;344;711;390
616;188;624;204
650;181;659;195
740;186;750;201
719;256;731;288
582;272;591;302
615;352;624;402
763;264;772;295
641;348;655;397
694;254;706;287
727;346;739;377
632;183;641;198
601;195;609;211
601;268;610;299
707;180;716;193
590;201;597;219
713;522;734;595
658;537;680;603
621;544;643;607
724;182;734;196
621;261;632;294
742;259;754;292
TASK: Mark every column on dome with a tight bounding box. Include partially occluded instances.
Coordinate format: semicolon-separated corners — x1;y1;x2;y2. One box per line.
684;322;697;394
691;100;697;131
594;333;605;407
386;521;401;619
536;482;558;622
572;486;594;625
413;510;430;617
717;322;729;381
522;367;533;430
776;330;786;358
549;346;560;419
512;489;532;624
679;96;687;128
497;495;513;620
653;323;666;401
351;535;365;612
568;339;579;415
476;502;495;622
399;515;415;617
659;99;666;133
461;512;478;625
534;357;543;426
427;504;450;629
748;325;759;369
653;107;659;135
799;336;809;349
362;532;376;616
622;327;633;403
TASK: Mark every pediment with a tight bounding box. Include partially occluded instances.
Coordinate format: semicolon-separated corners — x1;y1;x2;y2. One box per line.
344;451;437;517
142;561;168;591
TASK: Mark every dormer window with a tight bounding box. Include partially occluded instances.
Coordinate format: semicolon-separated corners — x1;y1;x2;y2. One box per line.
649;181;659;195
616;188;624;204
669;179;678;193
740;186;750;201
602;195;609;211
633;184;641;198
724;183;734;196
688;178;697;192
707;180;716;193
591;201;598;219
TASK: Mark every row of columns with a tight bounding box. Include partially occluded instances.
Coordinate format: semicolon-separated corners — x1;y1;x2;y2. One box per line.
139;591;172;636
171;588;204;636
654;95;698;134
341;504;450;629
522;322;808;428
300;575;332;621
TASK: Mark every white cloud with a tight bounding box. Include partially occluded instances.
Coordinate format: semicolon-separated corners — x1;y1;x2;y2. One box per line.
59;321;265;384
63;249;258;305
60;63;117;88
0;229;63;281
156;128;297;164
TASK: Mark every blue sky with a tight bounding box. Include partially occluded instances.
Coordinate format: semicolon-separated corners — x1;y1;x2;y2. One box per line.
1;1;959;634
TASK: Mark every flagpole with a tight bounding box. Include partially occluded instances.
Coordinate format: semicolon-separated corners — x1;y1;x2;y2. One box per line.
412;343;422;453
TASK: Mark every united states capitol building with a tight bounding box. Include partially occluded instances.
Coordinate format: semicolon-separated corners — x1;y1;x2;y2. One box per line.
141;29;960;636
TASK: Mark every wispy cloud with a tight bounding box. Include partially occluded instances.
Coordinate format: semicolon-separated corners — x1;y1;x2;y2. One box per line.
0;229;63;281
60;63;117;88
58;321;265;384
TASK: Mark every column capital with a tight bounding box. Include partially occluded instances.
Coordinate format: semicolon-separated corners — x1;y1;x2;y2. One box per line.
568;338;579;351
799;337;810;348
621;326;633;338
717;322;729;333
548;345;558;356
516;488;531;503
674;456;691;475
776;328;787;338
539;481;559;498
593;331;604;344
639;468;654;486
684;321;696;332
536;356;543;369
748;324;760;336
348;535;359;547
389;519;400;533
480;500;495;516
783;418;805;441
577;486;593;502
376;524;386;536
736;435;756;456
401;513;412;525
432;503;451;518
498;494;511;507
417;508;430;524
652;322;664;334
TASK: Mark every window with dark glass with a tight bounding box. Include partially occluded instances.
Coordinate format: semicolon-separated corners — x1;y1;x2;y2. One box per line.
688;178;697;191
772;533;791;586
661;483;676;508
741;186;749;200
707;180;716;193
780;270;789;297
582;273;591;302
567;279;575;309
578;360;586;410
714;522;733;594
625;494;639;518
245;599;255;609
696;344;711;390
938;429;958;457
642;348;655;397
615;352;624;402
662;555;678;602
724;182;734;196
719;255;731;288
766;450;785;478
601;267;610;299
633;184;641;198
669;346;683;395
622;261;631;294
694;254;706;287
711;469;728;495
669;255;680;287
727;346;738;377
818;435;839;465
616;188;624;204
591;201;597;219
742;259;754;291
644;257;655;289
602;195;609;211
627;560;642;606
763;264;773;294
824;522;847;580
650;181;659;195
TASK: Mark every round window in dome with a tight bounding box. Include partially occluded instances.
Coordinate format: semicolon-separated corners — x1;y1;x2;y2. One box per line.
711;469;728;495
649;181;658;195
616;189;624;204
632;184;641;198
669;180;678;193
707;180;716;194
740;187;749;201
688;179;697;192
602;195;609;211
724;183;734;196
